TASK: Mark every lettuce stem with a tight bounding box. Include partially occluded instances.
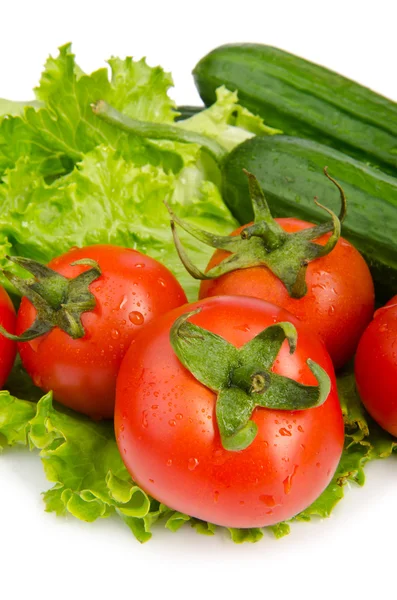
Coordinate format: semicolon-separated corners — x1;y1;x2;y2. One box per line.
92;100;227;164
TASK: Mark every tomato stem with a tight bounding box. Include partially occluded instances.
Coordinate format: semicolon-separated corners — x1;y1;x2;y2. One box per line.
0;256;101;342
167;168;347;299
170;309;331;451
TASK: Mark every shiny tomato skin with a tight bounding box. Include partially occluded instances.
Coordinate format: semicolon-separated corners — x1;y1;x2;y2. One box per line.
17;245;187;419
355;295;397;436
199;218;375;370
115;295;344;529
0;286;17;388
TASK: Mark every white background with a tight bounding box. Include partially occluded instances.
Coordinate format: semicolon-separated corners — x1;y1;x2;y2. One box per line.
1;1;396;599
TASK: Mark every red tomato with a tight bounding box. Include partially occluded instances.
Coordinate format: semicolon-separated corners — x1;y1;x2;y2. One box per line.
199;219;374;370
115;296;344;529
355;295;397;437
17;245;187;419
0;286;17;388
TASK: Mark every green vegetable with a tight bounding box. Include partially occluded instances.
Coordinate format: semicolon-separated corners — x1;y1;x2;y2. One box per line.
0;98;42;117
1;364;395;543
221;135;397;298
193;44;397;175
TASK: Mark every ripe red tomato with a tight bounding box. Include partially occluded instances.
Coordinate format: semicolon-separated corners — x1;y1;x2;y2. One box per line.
17;245;187;419
199;218;374;370
115;296;344;529
355;295;397;437
0;286;17;388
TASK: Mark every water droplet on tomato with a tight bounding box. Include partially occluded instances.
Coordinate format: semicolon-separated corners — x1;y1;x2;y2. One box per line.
316;462;321;468
166;459;173;467
158;278;166;287
119;296;128;310
129;311;144;325
135;263;145;268
111;328;120;340
213;491;220;503
142;410;148;428
33;374;43;388
169;419;176;427
283;465;298;494
234;323;251;332
297;425;304;433
149;478;154;483
29;337;44;353
259;495;276;507
176;413;183;420
328;305;335;316
279;427;292;437
188;458;199;471
151;404;159;410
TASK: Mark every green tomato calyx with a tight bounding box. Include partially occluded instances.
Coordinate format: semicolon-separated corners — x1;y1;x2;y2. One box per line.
166;168;347;299
0;256;101;341
170;309;331;451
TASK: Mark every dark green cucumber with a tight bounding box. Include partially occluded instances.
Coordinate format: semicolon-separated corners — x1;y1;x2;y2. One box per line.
222;135;397;297
194;44;397;176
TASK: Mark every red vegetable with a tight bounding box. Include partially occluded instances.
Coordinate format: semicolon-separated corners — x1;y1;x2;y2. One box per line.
7;245;187;418
355;295;397;436
168;170;374;369
115;295;344;529
0;286;16;387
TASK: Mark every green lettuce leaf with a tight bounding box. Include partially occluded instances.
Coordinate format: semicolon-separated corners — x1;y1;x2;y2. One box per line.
1;366;395;544
0;144;235;300
177;86;281;151
0;44;178;180
0;98;42;118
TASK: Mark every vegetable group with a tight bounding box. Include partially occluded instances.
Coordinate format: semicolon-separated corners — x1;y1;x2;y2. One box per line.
0;42;396;544
355;296;397;436
115;296;344;528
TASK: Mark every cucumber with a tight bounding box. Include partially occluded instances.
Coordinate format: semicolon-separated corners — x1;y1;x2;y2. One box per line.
193;44;397;176
222;135;397;297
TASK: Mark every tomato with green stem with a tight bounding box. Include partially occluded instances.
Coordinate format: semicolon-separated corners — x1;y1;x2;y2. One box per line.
0;285;16;388
355;295;397;436
1;245;187;418
115;295;344;529
167;170;374;370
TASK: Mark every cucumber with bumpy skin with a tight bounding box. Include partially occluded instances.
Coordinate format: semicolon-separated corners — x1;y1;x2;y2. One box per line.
222;135;397;297
193;44;397;176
